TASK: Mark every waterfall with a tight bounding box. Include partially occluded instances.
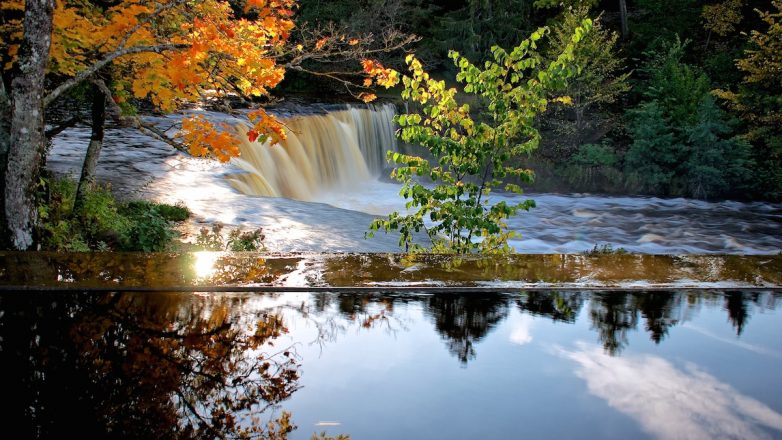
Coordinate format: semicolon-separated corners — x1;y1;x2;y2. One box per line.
225;103;398;201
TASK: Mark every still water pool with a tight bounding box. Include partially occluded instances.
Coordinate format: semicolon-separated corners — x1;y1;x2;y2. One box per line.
3;290;781;439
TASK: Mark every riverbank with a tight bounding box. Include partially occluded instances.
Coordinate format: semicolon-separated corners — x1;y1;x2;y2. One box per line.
46;106;782;254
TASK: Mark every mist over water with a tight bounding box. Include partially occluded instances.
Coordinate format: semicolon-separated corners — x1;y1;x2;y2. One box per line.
47;104;782;254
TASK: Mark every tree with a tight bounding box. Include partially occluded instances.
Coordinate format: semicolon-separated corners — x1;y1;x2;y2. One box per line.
545;8;630;157
430;0;536;71
0;0;407;249
368;20;593;253
2;0;55;249
702;0;745;50
715;0;782;199
684;95;752;199
639;38;711;128
624;101;684;193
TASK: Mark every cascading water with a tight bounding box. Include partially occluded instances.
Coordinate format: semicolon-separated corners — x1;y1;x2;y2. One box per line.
47;103;782;253
225;104;398;201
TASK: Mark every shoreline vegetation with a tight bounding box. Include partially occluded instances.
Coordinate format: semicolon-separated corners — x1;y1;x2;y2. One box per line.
38;176;266;252
2;0;781;253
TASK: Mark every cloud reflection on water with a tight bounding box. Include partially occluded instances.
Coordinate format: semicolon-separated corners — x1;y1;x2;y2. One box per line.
558;342;782;439
509;314;534;346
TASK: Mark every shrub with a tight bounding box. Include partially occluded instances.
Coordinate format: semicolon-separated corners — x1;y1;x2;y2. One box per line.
194;223;266;251
369;21;593;254
37;177;188;252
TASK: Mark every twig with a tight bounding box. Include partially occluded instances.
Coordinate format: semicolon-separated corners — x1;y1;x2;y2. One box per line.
45;115;82;139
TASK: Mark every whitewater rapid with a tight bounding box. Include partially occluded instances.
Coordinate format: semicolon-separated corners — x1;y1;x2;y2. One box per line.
47;107;782;254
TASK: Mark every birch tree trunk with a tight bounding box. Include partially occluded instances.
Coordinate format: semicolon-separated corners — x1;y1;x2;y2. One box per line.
5;0;55;249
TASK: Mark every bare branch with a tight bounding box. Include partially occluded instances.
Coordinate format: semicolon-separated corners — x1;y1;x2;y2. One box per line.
93;78;190;155
44;43;188;107
137;120;190;154
45;115;81;139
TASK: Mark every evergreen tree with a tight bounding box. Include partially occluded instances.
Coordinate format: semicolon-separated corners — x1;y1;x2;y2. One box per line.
684;95;753;199
624;101;684;194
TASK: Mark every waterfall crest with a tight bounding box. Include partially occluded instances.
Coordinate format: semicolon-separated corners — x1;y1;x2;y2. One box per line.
226;104;397;201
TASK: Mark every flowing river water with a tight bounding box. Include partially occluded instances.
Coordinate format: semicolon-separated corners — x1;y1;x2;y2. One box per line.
47;104;782;253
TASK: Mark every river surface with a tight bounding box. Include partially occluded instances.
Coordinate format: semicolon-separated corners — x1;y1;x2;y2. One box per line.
47;106;782;254
3;289;781;439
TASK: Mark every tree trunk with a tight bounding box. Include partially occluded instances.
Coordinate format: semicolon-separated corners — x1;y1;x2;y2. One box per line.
5;0;55;249
0;79;11;249
619;0;629;41
74;83;107;213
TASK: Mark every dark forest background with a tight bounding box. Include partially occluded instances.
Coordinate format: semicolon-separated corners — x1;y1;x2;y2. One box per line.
280;0;782;201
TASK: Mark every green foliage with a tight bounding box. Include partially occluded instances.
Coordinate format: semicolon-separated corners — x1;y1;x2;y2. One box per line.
227;228;266;251
37;177;188;252
561;141;624;190
39;178;129;251
639;38;711;127
533;0;598;9
369;21;593;253
624;101;684;193
624;39;753;199
631;0;701;54
571;142;618;168
194;223;266;251
584;244;627;255
545;8;630;156
428;0;535;70
714;1;782;200
683;95;753;199
123;200;190;222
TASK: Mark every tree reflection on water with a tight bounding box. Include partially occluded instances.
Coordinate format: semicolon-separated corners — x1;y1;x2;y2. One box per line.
1;292;300;439
0;289;779;438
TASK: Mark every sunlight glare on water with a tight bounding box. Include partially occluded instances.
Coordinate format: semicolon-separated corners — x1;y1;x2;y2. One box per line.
46;105;782;254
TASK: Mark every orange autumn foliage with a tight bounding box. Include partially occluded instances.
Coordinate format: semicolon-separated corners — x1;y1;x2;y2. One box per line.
1;0;400;162
361;58;399;89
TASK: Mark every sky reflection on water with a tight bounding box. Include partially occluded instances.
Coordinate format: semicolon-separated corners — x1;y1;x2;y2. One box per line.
2;290;781;439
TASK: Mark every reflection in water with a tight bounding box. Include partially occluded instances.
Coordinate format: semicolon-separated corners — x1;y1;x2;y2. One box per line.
1;293;300;439
558;342;782;439
516;291;584;322
425;294;509;364
1;290;780;438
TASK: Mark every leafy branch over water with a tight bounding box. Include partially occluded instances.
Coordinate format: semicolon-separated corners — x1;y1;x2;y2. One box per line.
369;21;592;253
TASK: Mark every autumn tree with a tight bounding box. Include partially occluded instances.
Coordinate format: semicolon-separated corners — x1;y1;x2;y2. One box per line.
0;0;408;249
702;0;745;50
3;291;301;438
715;0;782;199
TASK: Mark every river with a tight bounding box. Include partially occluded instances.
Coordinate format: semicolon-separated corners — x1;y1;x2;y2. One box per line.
47;104;782;254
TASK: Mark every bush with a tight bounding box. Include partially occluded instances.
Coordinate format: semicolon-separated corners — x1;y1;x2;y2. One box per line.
194;223;266;251
561;142;624;191
37;177;189;252
123;200;190;222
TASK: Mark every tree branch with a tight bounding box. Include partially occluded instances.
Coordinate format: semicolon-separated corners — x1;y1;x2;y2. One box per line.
137;120;190;154
44;43;188;107
45;115;82;139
